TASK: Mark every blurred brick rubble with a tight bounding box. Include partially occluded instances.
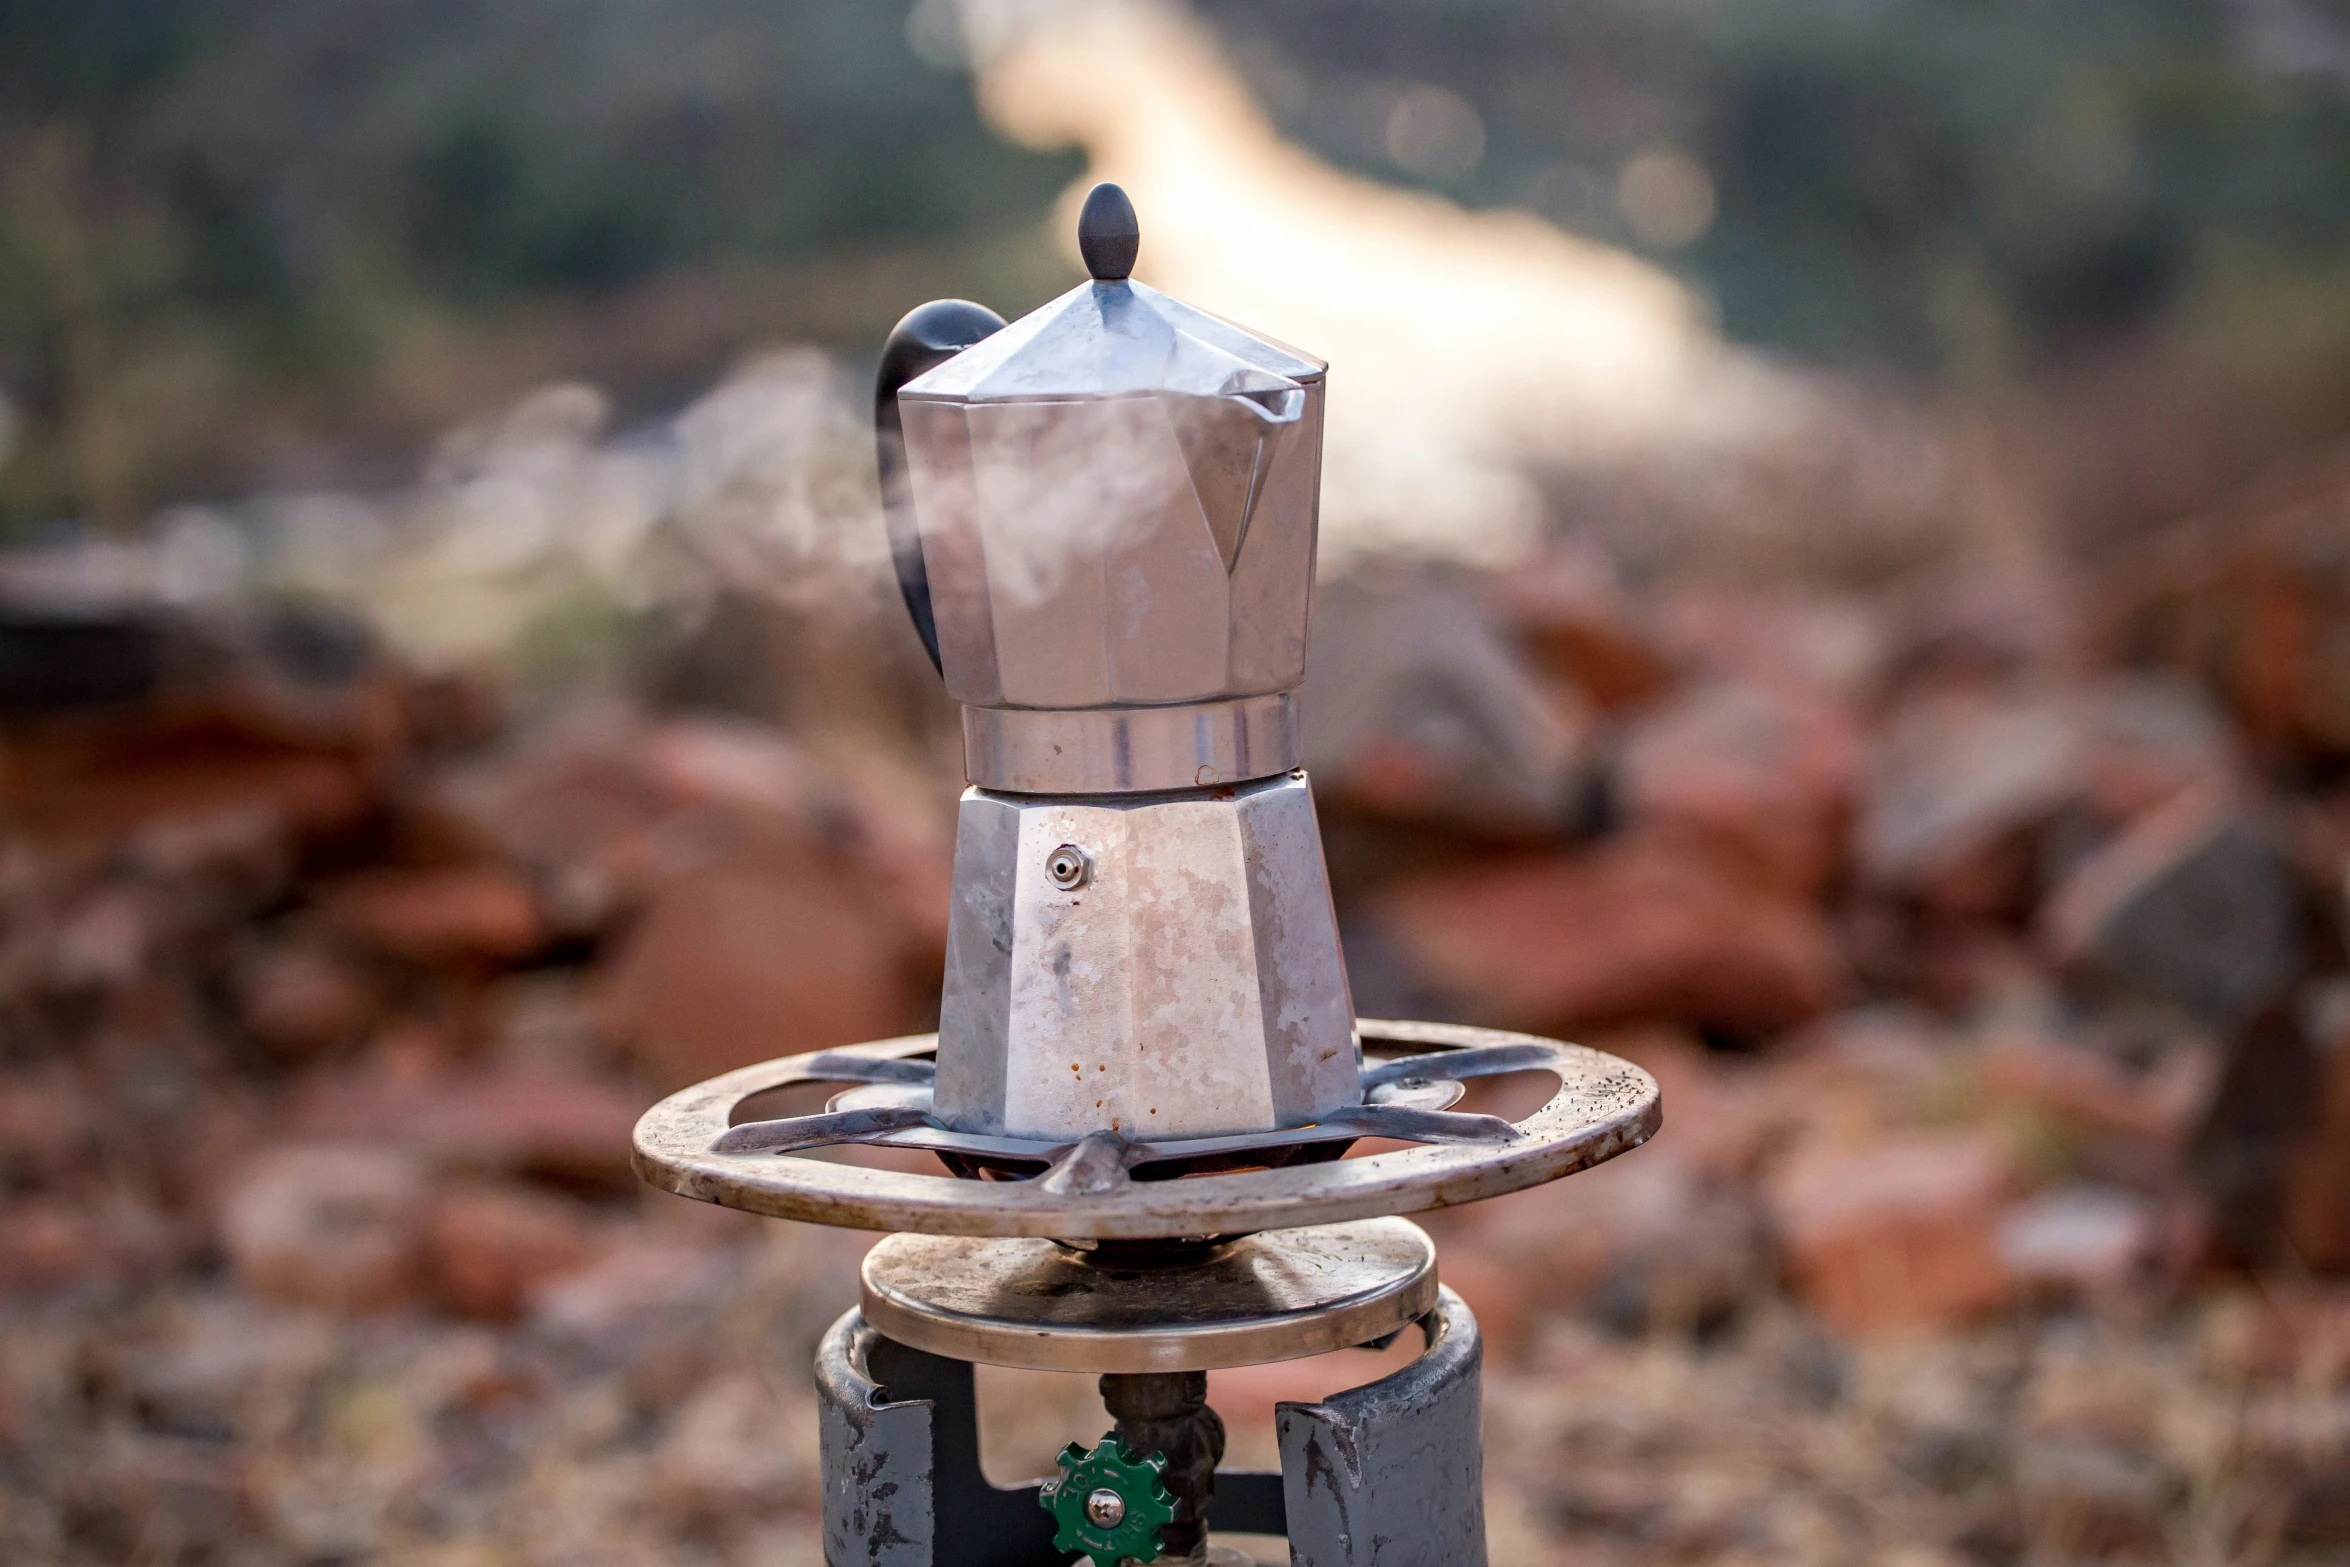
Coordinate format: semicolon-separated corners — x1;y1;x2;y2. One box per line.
6;453;2350;1564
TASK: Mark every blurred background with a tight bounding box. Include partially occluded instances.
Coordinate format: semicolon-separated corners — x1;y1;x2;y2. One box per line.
6;0;2350;1562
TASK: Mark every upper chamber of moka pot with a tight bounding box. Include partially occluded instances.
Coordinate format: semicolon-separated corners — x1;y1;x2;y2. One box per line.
878;184;1357;1147
889;184;1323;741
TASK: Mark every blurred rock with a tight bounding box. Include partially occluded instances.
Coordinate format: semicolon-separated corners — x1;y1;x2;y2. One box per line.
2011;1437;2174;1557
319;866;547;967
1978;1023;2219;1189
597;856;925;1086
62;1434;253;1559
1429;1034;1780;1344
398;666;507;752
425;1181;601;1321
1768;1131;2016;1335
423;709;948;945
0;1198;113;1291
1607;1028;1790;1181
530;1238;741;1370
1996;1186;2159;1300
0;606;175;717
227;934;381;1058
285;1061;645;1192
88;1294;337;1444
1422;1246;1534;1360
1864;675;2237;965
1618;679;1863;898
2283;1465;2350;1549
1;665;398;851
423;710;780;931
1656;587;1888;700
40;884;162;991
647;1369;819;1531
1374;834;1843;1037
2201;1286;2350;1385
1302;569;1587;836
2042;787;2303;1030
123;801;299;904
2284;1151;2350;1278
1467;1155;1769;1342
2094;456;2350;766
1503;551;1676;712
1768;1006;1959;1148
218;1144;428;1314
1882;568;2078;690
2075;674;2237;823
1860;687;2082;915
0;1071;98;1187
2286;982;2350;1271
2195;1004;2326;1264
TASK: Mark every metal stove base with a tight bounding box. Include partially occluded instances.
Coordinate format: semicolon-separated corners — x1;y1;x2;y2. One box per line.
817;1287;1487;1567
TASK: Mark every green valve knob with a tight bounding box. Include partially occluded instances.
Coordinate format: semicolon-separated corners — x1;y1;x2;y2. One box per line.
1039;1429;1177;1567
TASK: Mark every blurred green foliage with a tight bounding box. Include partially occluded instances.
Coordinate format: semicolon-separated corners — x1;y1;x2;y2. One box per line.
6;0;2350;535
1200;0;2350;373
0;0;1077;532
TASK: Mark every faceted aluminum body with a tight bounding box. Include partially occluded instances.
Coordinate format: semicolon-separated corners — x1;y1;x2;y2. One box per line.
936;771;1358;1141
898;278;1326;713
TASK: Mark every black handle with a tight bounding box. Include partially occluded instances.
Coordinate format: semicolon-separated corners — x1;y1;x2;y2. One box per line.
875;299;1006;674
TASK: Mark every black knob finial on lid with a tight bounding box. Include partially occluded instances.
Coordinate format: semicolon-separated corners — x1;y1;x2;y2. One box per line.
1078;182;1139;281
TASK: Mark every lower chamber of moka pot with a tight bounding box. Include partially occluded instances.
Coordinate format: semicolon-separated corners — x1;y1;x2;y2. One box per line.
636;1020;1659;1566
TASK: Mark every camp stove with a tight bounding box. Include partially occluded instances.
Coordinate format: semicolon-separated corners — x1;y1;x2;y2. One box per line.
633;185;1661;1567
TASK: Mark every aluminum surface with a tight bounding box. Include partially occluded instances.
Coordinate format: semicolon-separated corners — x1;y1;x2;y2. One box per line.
858;1218;1438;1372
901;276;1323;403
894;277;1325;714
631;1021;1662;1239
936;773;1358;1141
960;693;1300;794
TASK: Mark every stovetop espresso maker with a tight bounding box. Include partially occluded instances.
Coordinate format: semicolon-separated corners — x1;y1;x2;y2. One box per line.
636;184;1660;1567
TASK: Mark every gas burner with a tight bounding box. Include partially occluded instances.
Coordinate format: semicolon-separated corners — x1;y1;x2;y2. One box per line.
633;1019;1657;1240
859;1217;1438;1373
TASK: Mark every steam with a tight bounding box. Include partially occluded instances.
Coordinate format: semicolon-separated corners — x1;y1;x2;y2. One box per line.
946;0;1705;570
672;350;891;606
944;0;1960;578
961;396;1239;607
111;352;890;678
68;0;1968;693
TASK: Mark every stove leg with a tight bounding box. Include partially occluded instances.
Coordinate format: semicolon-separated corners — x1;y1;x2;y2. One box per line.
816;1311;1062;1567
1277;1286;1486;1567
1100;1370;1225;1560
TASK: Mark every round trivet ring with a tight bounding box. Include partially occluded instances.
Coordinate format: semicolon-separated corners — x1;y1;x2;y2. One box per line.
632;1019;1660;1241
